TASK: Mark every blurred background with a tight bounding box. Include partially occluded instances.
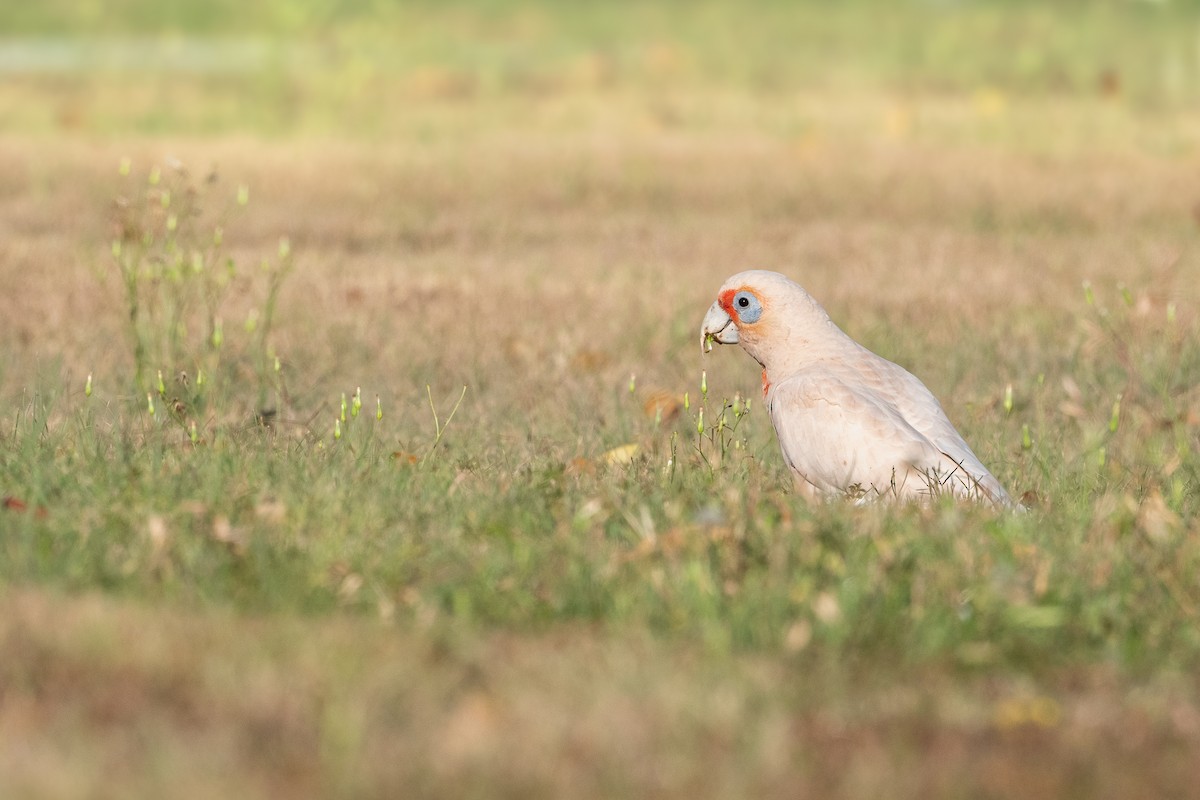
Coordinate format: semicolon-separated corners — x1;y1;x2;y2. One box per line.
3;0;1198;142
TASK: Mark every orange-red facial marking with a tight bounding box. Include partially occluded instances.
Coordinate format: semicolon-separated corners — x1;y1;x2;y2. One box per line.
717;288;738;316
718;286;757;322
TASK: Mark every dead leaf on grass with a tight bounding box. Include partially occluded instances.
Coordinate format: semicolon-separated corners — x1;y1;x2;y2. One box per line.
601;443;640;466
1136;490;1181;542
565;457;596;477
2;496;48;518
641;389;682;423
254;498;287;525
2;496;28;512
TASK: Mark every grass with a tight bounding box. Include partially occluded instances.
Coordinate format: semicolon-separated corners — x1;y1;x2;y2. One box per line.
2;1;1200;797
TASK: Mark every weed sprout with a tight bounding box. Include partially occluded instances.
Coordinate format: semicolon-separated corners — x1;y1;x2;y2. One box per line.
110;160;299;440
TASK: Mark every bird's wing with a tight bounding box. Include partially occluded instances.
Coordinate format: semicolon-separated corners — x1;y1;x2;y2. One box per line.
768;372;963;502
854;354;1013;505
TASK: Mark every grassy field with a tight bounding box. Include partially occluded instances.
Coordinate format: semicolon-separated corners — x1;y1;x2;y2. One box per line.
3;1;1200;797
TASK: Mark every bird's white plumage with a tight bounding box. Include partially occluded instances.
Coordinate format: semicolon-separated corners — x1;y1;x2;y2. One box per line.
701;270;1013;506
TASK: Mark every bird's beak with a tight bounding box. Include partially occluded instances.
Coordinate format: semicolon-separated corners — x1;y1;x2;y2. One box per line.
701;301;738;353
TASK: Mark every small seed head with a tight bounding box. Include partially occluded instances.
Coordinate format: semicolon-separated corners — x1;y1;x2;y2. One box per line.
84;373;93;398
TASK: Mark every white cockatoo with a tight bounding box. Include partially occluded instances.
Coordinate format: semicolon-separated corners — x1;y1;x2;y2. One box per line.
701;270;1013;506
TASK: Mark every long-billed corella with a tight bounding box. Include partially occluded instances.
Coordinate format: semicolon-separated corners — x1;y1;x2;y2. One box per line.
701;269;1014;507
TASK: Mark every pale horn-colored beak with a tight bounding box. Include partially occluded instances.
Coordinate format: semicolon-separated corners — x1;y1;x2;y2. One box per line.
701;301;738;353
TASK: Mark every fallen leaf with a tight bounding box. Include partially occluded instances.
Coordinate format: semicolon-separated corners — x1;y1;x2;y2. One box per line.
565;457;596;477
601;443;640;466
2;496;47;518
1058;401;1087;420
1137;490;1181;542
641;389;682;423
570;348;611;373
254;498;287;525
338;573;364;601
2;496;28;512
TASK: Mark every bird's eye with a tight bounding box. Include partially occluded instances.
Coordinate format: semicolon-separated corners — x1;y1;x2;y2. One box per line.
731;291;762;323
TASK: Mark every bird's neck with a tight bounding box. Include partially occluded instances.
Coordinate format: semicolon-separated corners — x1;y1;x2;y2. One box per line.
755;324;856;384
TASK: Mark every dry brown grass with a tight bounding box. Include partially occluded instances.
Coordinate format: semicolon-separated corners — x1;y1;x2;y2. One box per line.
4;93;1197;427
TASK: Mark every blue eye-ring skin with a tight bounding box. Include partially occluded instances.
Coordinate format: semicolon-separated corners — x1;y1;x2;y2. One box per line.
733;291;763;323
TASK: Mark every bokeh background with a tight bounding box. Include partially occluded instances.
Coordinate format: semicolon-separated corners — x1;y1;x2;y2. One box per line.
7;1;1200;134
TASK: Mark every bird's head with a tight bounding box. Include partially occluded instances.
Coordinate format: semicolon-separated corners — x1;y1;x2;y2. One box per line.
701;270;832;369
